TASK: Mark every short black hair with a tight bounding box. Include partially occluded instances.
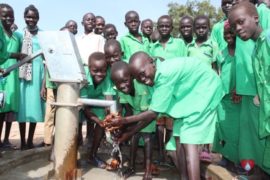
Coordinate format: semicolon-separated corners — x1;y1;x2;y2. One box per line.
88;52;106;65
229;1;258;18
194;15;210;27
24;4;39;19
104;39;121;52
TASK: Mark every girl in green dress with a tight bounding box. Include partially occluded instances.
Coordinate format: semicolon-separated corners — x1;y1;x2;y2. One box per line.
17;5;45;150
0;4;26;149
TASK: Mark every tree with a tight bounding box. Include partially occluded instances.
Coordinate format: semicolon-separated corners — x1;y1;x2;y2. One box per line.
168;0;224;37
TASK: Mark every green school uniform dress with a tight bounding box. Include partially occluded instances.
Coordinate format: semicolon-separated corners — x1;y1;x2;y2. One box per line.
257;3;270;30
211;17;227;51
212;48;241;163
0;22;10;63
120;32;150;61
80;68;115;120
118;80;155;133
17;31;45;123
253;29;270;173
235;37;268;174
187;38;219;66
0;32;20;113
150;37;187;58
149;58;224;144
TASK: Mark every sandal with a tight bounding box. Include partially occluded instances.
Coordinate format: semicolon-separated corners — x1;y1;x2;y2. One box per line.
199;151;212;163
150;164;160;176
88;156;107;169
122;167;135;178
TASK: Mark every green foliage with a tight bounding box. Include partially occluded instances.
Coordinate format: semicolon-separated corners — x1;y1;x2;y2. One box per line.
168;0;224;37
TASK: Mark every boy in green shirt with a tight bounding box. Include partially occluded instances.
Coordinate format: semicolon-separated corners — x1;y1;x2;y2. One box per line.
187;15;219;69
111;61;156;179
179;15;194;45
141;19;153;42
229;1;270;174
81;52;115;169
107;52;224;180
120;11;150;61
151;15;187;59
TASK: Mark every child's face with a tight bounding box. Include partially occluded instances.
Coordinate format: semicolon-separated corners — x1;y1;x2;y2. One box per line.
89;60;107;84
105;46;122;66
24;10;39;28
222;0;233;16
133;58;156;86
224;27;236;45
157;18;172;37
125;13;140;34
229;8;258;40
82;13;95;32
104;27;118;40
113;70;133;94
0;7;14;30
194;18;209;39
95;17;105;35
179;18;193;39
66;21;78;35
141;20;153;37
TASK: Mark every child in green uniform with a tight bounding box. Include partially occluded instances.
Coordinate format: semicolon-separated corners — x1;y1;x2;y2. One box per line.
141;19;153;41
212;21;242;169
179;15;194;45
188;15;219;69
0;4;26;149
211;0;233;51
107;52;224;180
103;24;118;41
82;52;114;168
229;1;270;175
111;61;156;179
120;11;150;61
151;15;187;59
18;5;45;150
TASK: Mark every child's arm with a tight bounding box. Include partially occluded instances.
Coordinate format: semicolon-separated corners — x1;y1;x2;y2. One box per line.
109;110;157;127
84;107;104;127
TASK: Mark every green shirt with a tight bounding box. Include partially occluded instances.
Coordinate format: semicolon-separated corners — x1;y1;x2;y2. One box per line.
80;67;115;119
187;38;219;65
0;31;21;112
235;37;257;95
253;29;270;138
150;36;187;59
219;47;236;95
118;80;155;133
149;58;224;119
45;71;57;89
0;22;10;63
211;17;227;51
257;3;270;30
120;32;150;61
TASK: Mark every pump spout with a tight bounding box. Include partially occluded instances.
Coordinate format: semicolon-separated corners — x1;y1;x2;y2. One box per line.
77;98;117;113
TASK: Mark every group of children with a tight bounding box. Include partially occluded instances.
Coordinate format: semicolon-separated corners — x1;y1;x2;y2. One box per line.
0;0;270;179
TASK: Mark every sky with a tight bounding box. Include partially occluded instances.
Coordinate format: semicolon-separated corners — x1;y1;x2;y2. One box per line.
6;0;220;37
